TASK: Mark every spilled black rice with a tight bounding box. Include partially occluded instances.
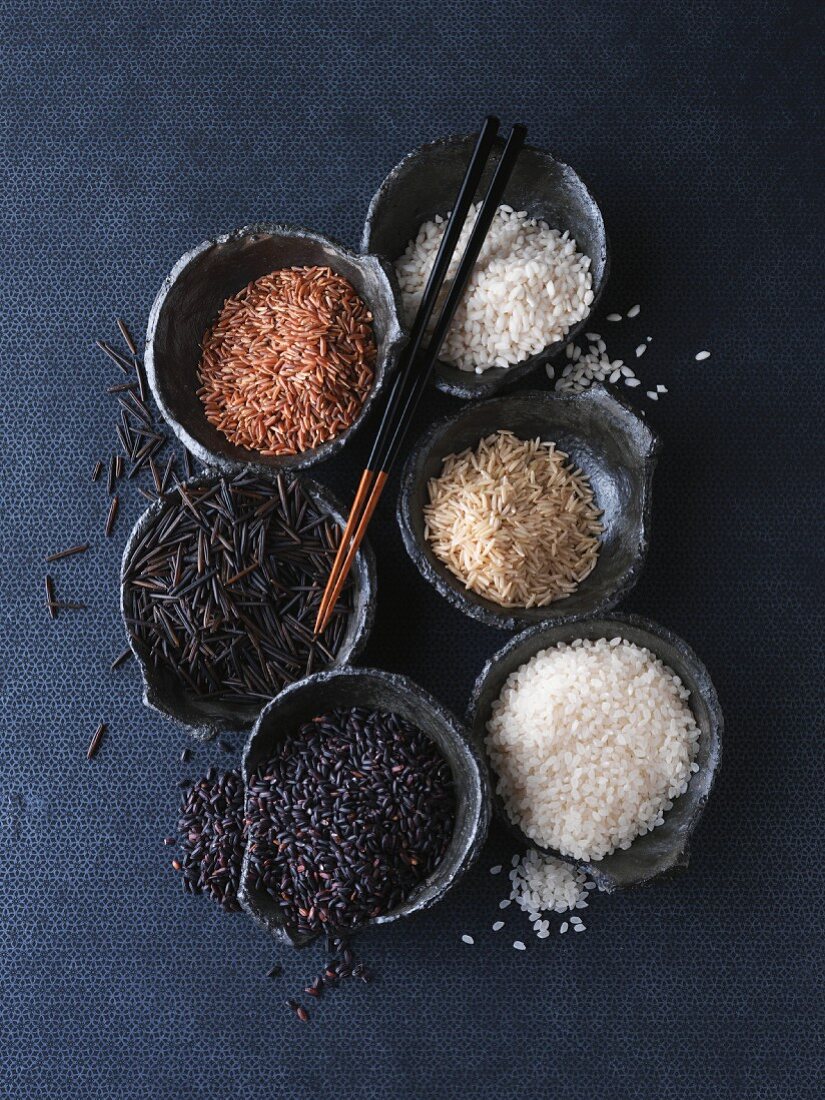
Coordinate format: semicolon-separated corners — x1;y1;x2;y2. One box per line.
174;768;245;911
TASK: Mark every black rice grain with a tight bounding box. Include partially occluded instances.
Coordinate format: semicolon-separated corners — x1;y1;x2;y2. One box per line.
245;707;455;937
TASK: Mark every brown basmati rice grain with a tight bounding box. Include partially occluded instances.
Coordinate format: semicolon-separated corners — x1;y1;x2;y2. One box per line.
423;430;602;608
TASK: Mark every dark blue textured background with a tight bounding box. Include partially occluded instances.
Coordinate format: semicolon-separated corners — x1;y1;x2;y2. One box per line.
1;2;822;1097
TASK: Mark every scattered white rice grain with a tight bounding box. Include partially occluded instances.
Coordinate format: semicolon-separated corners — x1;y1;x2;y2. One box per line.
646;336;652;342
570;916;582;925
584;882;597;890
609;370;621;383
560;922;569;934
585;332;601;340
492;921;504;931
461;934;474;945
695;350;710;360
489;865;502;875
620;366;634;377
625;378;641;387
656;385;667;393
635;344;647;358
606;313;622;322
626;304;641;318
646;390;658;400
537;930;550;939
499;899;511;909
513;940;526;951
573;924;586;933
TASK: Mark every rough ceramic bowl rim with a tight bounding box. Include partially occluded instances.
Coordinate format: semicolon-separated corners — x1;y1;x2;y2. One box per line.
397;386;660;631
144;222;406;475
361;131;609;399
238;666;492;946
466;613;723;890
119;472;377;740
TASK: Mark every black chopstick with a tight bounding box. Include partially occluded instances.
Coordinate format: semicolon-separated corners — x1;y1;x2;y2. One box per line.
377;123;527;474
365;116;500;475
315;121;527;633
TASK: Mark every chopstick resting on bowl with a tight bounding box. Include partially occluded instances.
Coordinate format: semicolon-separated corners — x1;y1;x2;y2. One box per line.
314;117;528;634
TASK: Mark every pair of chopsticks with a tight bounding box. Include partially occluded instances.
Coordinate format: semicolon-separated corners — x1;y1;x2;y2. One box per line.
314;116;527;635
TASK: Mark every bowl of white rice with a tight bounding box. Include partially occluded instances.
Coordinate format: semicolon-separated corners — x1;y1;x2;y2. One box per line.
467;615;723;890
362;132;608;398
397;387;659;630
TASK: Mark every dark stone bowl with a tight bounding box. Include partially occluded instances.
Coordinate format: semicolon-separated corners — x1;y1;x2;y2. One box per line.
466;614;723;890
238;667;492;947
144;224;406;475
397;386;659;631
119;473;376;741
362;132;608;399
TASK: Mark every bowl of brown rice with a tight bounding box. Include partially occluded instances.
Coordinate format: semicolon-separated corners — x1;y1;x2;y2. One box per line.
145;224;406;474
397;387;659;630
363;132;608;399
466;614;723;890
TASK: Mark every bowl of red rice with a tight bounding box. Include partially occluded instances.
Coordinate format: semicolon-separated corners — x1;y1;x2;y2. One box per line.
145;224;406;474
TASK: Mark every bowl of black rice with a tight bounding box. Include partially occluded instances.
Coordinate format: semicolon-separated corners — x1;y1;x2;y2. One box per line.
238;667;492;947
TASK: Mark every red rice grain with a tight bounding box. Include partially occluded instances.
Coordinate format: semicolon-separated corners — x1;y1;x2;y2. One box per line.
197;266;376;456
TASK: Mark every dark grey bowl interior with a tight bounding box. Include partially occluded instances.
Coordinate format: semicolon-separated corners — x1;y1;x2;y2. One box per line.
467;614;723;890
363;133;608;399
398;387;659;631
120;473;376;740
239;667;491;947
145;223;405;474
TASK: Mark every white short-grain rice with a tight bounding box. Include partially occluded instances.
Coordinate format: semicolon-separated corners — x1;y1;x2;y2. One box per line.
485;638;701;861
395;204;592;373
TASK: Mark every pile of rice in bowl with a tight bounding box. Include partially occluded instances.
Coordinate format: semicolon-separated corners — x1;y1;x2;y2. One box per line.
485;637;702;862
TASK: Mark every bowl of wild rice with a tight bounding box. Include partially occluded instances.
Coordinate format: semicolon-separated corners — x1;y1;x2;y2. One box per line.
467;614;723;890
145;224;406;473
363;133;608;399
238;667;491;946
397;387;659;630
120;471;376;739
